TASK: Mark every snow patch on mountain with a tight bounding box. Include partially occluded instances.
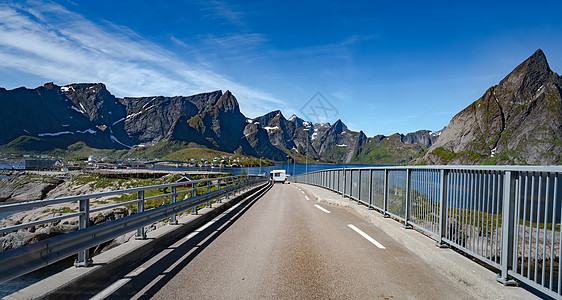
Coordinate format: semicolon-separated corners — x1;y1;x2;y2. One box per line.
264;126;280;132
38;131;74;137
77;129;96;134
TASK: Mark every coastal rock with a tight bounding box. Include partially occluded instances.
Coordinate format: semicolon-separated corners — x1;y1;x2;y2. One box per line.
0;175;63;204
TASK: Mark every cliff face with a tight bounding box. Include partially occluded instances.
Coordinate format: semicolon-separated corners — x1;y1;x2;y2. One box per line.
420;49;562;165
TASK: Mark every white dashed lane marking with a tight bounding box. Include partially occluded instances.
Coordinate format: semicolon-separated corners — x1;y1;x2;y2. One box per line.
314;204;331;214
347;224;385;249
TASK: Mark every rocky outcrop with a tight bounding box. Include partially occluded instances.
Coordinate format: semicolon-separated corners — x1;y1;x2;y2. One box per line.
420;49;562;165
0;172;180;252
402;130;439;148
0;175;63;204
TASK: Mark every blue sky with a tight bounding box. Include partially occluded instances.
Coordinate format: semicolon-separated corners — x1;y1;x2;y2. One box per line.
1;0;561;136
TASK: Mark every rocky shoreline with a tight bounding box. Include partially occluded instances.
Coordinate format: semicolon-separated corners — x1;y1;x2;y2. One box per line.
0;170;220;253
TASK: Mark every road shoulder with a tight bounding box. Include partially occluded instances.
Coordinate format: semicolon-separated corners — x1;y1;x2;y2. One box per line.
293;183;538;300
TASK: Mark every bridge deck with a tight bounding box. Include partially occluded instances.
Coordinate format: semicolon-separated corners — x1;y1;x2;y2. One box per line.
84;183;535;299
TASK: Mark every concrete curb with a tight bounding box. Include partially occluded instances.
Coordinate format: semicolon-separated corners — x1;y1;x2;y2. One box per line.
7;182;271;300
294;183;538;300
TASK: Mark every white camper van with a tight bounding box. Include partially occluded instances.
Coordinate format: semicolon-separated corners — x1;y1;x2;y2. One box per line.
270;170;287;183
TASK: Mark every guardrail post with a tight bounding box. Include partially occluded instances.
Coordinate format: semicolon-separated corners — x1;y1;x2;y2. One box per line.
74;198;92;267
206;180;212;208
436;170;449;248
368;169;374;210
191;186;198;215
404;169;413;229
169;186;178;225
217;179;222;203
497;171;517;285
383;169;390;218
135;191;146;239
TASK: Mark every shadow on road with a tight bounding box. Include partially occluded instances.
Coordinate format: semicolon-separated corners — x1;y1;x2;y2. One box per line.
83;183;272;300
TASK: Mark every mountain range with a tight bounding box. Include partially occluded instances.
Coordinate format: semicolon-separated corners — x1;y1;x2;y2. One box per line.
0;49;560;165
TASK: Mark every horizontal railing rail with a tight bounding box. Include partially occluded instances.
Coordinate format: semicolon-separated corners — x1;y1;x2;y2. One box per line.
0;174;268;283
290;165;562;299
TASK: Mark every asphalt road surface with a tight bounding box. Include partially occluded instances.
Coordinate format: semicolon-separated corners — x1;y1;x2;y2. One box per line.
91;183;475;299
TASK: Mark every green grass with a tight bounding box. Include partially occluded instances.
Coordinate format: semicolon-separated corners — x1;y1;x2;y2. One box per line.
430;147;487;163
43;207;77;214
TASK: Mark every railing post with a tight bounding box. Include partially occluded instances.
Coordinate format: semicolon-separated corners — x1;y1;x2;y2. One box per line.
169;186;178;225
206;180;212;208
217;179;222;203
368;169;374;210
436;169;449;247
357;170;362;205
404;169;413;229
349;170;354;201
342;168;346;197
74;198;92;267
497;171;517;285
383;169;390;218
135;190;146;239
191;185;198;215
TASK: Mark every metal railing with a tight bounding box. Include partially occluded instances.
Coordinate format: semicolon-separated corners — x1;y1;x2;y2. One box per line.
0;174;268;283
291;165;562;299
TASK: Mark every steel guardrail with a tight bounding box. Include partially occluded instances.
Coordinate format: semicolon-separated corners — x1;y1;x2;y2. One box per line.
290;165;562;299
0;174;268;283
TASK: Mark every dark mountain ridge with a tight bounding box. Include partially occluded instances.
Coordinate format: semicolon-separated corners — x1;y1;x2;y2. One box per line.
0;81;431;164
2;49;558;165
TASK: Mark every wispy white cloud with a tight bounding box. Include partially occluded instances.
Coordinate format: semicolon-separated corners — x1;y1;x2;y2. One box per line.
0;0;286;117
196;0;246;29
170;36;190;48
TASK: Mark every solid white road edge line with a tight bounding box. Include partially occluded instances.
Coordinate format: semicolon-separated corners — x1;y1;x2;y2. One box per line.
314;204;331;214
347;224;386;249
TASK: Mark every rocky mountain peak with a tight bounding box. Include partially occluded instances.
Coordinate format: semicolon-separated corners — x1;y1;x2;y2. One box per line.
60;82;123;124
496;49;554;109
419;49;562;165
253;110;286;127
215;90;240;113
186;90;223;113
331;119;348;133
288;114;306;127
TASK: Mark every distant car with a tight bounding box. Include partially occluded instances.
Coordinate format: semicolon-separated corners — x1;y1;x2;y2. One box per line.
270;170;287;184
